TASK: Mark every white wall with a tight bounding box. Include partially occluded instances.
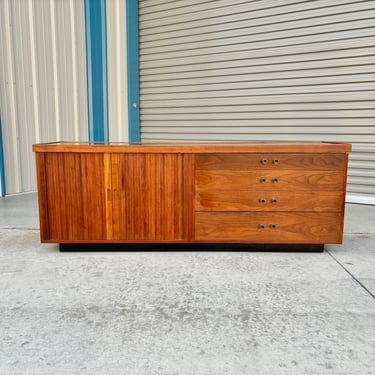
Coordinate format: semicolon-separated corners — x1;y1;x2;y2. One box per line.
107;0;129;143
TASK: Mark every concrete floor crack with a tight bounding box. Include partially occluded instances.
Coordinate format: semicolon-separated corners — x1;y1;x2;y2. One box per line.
326;249;375;300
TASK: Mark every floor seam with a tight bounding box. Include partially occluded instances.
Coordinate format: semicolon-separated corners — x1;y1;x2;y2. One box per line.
0;227;39;231
326;249;375;300
345;232;375;235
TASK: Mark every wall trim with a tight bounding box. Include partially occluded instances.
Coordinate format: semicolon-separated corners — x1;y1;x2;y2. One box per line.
0;115;6;196
126;0;140;143
84;0;109;142
346;194;375;206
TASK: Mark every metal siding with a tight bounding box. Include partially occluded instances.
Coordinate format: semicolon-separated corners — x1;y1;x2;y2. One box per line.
84;0;109;143
139;0;375;204
107;0;129;142
0;0;88;194
126;0;140;142
0;115;6;196
0;0;22;194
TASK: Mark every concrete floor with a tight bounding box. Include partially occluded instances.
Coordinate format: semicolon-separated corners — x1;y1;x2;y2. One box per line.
0;193;374;375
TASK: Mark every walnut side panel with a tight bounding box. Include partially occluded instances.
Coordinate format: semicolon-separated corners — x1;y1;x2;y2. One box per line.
339;154;350;243
35;153;50;241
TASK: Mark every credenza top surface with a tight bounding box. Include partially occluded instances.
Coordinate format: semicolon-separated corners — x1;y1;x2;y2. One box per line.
32;141;352;153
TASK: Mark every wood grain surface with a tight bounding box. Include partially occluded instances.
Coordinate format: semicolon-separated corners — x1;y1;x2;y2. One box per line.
44;152;107;240
35;153;49;240
183;154;195;241
34;142;350;245
112;153;188;240
195;191;344;212
33;142;352;154
195;153;345;170
195;212;342;242
196;170;345;191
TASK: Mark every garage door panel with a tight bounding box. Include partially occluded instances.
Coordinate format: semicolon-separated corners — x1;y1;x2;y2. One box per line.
139;0;375;204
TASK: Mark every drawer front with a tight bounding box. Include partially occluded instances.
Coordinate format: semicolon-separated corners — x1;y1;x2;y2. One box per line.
195;212;342;242
195;191;344;212
195;170;345;191
196;153;345;170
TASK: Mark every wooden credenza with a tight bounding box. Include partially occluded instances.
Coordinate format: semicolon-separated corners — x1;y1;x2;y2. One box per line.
33;142;351;248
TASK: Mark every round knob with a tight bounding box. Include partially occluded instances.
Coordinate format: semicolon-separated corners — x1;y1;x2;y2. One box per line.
261;178;267;183
259;199;266;204
259;224;265;229
273;159;279;165
271;199;278;204
273;178;279;183
271;224;277;229
262;159;268;165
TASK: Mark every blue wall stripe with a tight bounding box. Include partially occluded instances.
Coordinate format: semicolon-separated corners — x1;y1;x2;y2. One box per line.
126;0;140;143
84;0;109;143
0;114;6;196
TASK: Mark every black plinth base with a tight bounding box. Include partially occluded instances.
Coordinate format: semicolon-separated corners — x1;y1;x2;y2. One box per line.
59;243;324;252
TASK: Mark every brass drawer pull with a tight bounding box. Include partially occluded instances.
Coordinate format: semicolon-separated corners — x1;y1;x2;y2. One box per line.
261;159;268;164
271;224;277;229
271;199;278;204
259;224;265;229
261;178;267;183
273;159;279;165
260;198;266;203
273;178;279;183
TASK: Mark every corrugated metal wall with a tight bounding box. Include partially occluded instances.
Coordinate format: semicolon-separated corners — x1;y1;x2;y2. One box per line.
139;0;375;204
107;0;129;143
0;0;88;194
1;0;373;204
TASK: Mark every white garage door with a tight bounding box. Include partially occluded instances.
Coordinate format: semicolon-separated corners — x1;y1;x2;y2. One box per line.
139;0;375;204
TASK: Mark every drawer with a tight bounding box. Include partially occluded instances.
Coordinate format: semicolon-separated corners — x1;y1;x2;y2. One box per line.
195;191;344;212
195;212;342;242
196;153;345;170
195;170;345;191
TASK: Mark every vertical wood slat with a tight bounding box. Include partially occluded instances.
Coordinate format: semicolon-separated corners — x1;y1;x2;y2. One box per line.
175;153;183;239
164;154;172;239
87;153;107;240
111;153;120;240
115;153;188;240
145;153;156;239
63;152;83;239
183;153;195;241
45;152;66;240
154;152;163;240
44;152;107;241
39;150;195;242
104;153;113;240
